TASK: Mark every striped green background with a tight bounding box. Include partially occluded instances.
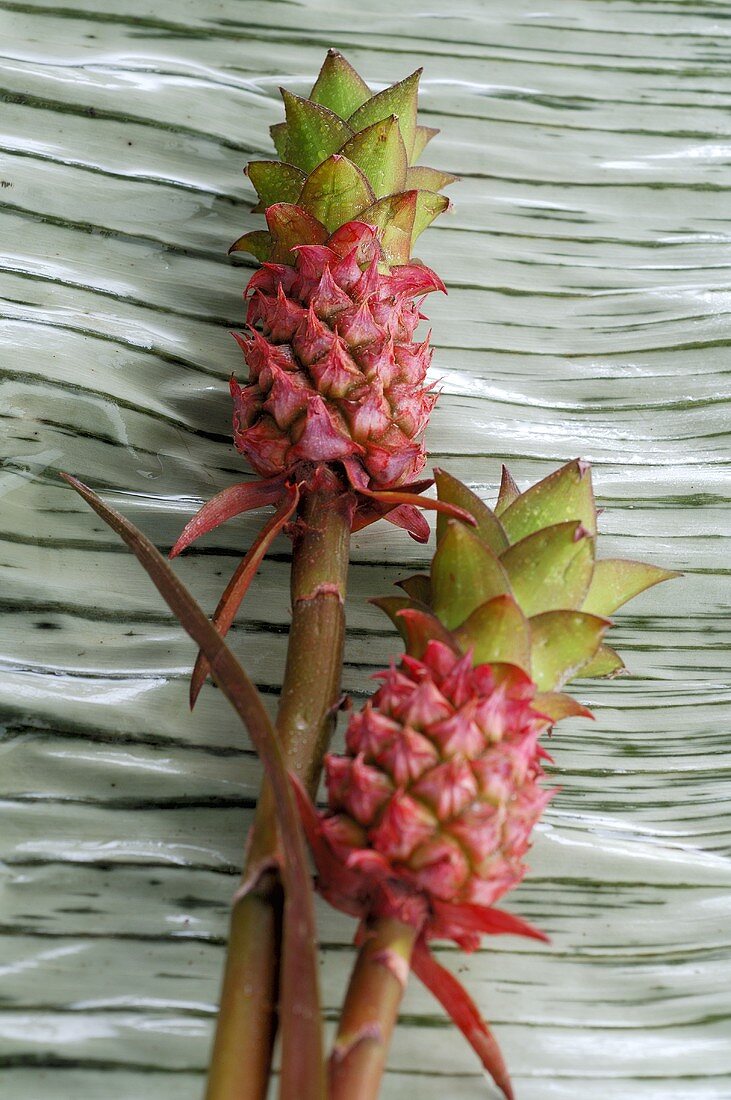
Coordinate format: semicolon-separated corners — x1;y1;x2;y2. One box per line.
1;1;729;1097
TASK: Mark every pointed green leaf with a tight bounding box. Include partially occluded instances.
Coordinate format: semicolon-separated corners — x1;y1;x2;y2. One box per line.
412;125;439;161
370;595;412;643
533;692;594;723
501;521;595;617
431;521;512;630
297;154;375;233
576;644;626;679
246;161;306;212
405;165;458;191
265;203;328;262
396;573;432;603
228;230;273;262
454;595;531;672
495;465;520;516
412;190;450;245
309;49;371;119
348;69;421;161
583;558;681;616
339;116;408;198
530;610;609;691
500;459;597;543
270;121;289;159
434;468;508;555
280;89;353;174
360;192;416;264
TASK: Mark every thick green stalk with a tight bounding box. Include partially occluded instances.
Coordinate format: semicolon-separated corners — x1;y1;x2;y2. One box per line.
205;486;351;1100
329;917;419;1100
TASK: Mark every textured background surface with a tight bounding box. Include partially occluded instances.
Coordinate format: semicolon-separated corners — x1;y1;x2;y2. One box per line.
1;1;730;1097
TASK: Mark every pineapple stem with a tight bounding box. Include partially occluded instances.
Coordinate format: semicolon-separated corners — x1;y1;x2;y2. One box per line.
330;916;419;1100
205;485;352;1100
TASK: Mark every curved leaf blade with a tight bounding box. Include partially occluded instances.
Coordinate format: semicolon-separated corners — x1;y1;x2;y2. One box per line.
500;520;595;616
347;69;421;161
454;594;531;672
530;610;609;691
576;643;626;679
431;521;512;630
309;49;371;119
297;154;375;233
280;88;353;174
338;116;408;198
435;467;509;554
500;459;596;543
583;558;681;616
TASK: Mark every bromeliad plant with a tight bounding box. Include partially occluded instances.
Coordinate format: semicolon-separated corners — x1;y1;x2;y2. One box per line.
60;48;678;1100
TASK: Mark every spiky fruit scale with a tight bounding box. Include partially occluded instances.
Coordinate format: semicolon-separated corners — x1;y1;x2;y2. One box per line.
232;220;443;493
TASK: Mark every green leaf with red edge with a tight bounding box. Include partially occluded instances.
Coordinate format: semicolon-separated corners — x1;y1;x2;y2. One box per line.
228;230;273;261
435;468;509;554
59;474;324;1100
405;165;458;191
500;459;597;543
297;155;375;233
529;609;609;691
500;520;595;616
454;594;531;673
280;88;353;173
495;465;520;516
396;573;431;603
339;116;408;198
246;160;306;212
412;125;440;161
309;49;371;119
360;191;416;264
397;607;460;659
347;69;421;161
370;595;412;643
582;558;680;616
265;202;329;262
576;643;626;679
533;691;594;723
431;521;512;630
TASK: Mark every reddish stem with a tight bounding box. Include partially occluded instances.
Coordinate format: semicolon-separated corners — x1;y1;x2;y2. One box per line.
329;917;419;1100
205;485;352;1100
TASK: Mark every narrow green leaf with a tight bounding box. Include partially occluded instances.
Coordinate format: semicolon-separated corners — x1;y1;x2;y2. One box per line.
454;594;531;673
270;121;289;159
246;161;306;212
339;116;408;198
431;521;512;630
348;69;421;160
412;125;440;161
435;468;508;555
530;610;609;691
60;475;325;1099
405;165;458;191
413;190;450;245
228;230;273;262
360;191;416;264
280;89;353;174
265;203;328;262
500;459;597;543
576;644;626;679
500;521;595;616
583;558;680;616
533;692;594;723
297;154;374;233
309;49;371;119
395;573;432;603
495;465;520;516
